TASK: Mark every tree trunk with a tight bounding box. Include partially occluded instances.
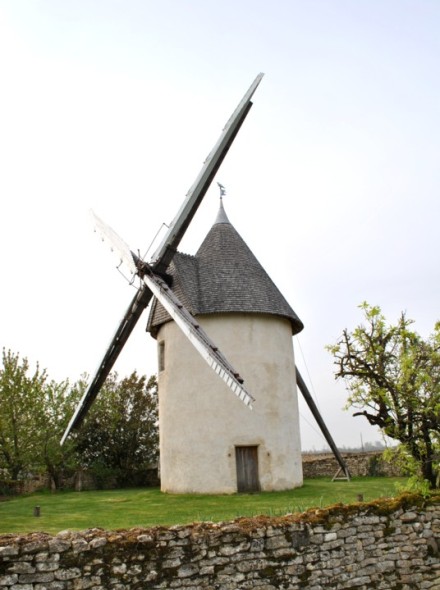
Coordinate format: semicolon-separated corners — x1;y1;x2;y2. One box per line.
11;463;22;481
421;426;437;489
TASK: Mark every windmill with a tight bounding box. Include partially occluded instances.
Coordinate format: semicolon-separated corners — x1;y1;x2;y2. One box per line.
62;73;350;493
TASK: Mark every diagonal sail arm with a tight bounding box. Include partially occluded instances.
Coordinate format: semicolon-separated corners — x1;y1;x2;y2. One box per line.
142;268;255;408
61;284;153;444
151;73;264;275
295;368;351;479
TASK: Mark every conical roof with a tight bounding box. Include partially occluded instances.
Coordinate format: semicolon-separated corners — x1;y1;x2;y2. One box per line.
147;200;303;336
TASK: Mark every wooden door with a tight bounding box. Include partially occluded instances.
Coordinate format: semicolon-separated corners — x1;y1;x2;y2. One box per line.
235;446;260;492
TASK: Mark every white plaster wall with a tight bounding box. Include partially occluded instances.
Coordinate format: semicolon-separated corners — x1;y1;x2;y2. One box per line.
156;313;303;494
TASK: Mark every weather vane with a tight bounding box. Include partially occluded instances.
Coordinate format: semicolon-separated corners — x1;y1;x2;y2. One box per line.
217;182;226;198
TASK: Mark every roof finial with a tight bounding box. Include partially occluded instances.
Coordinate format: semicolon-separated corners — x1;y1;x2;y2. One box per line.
217;182;226;199
214;183;230;225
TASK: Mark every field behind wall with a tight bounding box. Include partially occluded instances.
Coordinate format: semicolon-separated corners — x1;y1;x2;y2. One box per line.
0;476;409;534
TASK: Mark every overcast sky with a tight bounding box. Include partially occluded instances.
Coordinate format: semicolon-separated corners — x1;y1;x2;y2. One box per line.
1;0;439;451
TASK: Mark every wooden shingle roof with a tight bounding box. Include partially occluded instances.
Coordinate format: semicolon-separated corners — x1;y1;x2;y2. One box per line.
147;201;303;337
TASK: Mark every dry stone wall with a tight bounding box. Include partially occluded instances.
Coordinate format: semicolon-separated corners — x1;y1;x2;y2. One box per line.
302;451;403;478
3;454;397;497
0;494;439;590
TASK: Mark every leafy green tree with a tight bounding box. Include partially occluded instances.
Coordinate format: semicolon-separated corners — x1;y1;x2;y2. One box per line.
0;349;47;479
328;303;440;488
0;348;158;489
74;371;158;486
0;348;84;487
34;377;84;489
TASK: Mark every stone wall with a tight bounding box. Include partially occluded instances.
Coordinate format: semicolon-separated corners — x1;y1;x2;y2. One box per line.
1;469;160;496
302;451;403;478
0;494;439;589
0;474;51;497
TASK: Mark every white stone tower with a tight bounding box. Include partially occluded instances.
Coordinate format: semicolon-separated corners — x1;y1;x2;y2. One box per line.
148;200;304;494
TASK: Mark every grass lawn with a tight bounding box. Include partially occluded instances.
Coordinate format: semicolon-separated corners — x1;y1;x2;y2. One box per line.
0;477;408;535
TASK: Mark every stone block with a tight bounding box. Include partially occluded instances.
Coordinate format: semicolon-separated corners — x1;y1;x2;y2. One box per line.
21;541;48;554
219;542;249;556
19;572;55;584
55;567;82;580
72;539;90;554
48;539;71;553
0;545;19;557
8;561;35;574
0;574;18;586
72;575;102;589
178;563;199;578
36;560;60;572
136;534;154;544
266;535;290;550
400;512;418;522
112;563;127;575
89;537;107;550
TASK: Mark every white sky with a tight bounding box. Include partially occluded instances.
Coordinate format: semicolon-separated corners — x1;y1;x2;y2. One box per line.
1;0;439;451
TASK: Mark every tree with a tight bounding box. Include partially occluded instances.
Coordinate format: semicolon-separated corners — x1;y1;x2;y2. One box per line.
33;377;84;489
0;349;47;479
328;303;440;488
74;371;159;486
0;348;84;486
0;349;159;489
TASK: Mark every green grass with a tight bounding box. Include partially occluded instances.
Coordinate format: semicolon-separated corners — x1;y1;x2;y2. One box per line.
0;477;408;535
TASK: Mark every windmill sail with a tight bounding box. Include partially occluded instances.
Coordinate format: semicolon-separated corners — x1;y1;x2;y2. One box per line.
60;284;152;444
143;271;255;408
61;74;264;444
151;73;264;274
91;210;138;276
